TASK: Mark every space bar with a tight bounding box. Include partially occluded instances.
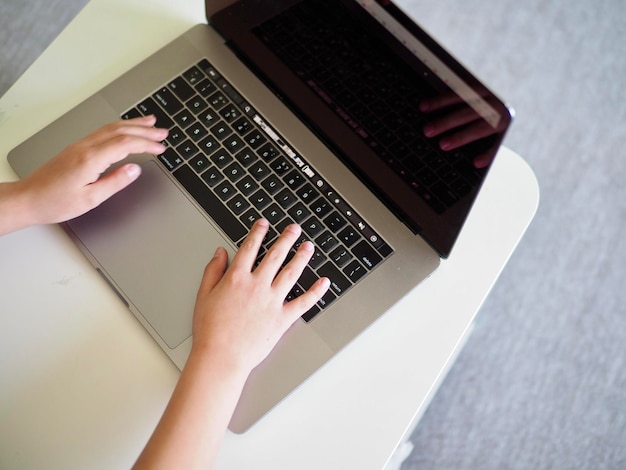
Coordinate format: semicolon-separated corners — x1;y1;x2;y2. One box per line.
173;165;248;242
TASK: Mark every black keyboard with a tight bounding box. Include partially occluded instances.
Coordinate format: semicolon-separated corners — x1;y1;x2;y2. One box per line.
122;59;393;322
254;0;482;214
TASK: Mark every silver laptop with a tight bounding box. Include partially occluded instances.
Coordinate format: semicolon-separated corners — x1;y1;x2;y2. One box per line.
8;0;512;432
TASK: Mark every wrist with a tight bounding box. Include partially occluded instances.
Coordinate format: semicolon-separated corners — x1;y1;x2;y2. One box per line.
0;180;38;235
187;342;252;385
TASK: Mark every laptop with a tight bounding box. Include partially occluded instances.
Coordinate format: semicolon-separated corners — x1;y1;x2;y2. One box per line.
7;0;512;432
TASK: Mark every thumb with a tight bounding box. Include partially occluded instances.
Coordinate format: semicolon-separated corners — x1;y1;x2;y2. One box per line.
87;163;142;205
199;247;229;294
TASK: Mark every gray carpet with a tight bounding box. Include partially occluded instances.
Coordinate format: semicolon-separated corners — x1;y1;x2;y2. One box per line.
1;1;625;469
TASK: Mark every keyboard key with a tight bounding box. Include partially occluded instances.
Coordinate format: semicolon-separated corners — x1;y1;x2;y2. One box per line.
200;166;224;187
275;188;298;209
302;216;324;238
198;135;220;155
240;208;262;228
176;140;199;159
224;162;245;182
308;247;326;269
262;203;286;225
186;122;208;142
286;284;304;302
208;91;228;109
227;194;250;215
298;266;319;290
288;202;311;224
261;174;284;195
224;135;246;154
257;142;279;161
173;108;195;128
301;305;321;322
195;78;216;97
329;245;353;268
157;148;183;171
236;175;259;196
220;104;241;123
315;231;339;252
168;76;195;101
352;240;383;269
210;120;233;141
137;97;174;129
309;196;332;218
121;108;142;120
187;96;208;115
270;156;293;176
249;161;270;181
284;169;304;189
233;117;253;135
317;262;351;296
198;109;219;127
235;148;258;167
323;211;347;232
153;87;183;115
245;130;266;149
251;189;272;210
210;149;233;168
215;180;237;201
317;289;336;309
189;154;211;173
166;126;185;146
343;260;367;283
297;183;318;204
338;226;361;247
183;66;204;86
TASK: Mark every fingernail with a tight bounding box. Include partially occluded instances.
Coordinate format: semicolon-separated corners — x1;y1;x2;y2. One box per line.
423;124;435;137
439;139;452;151
286;224;301;234
125;164;142;181
214;246;225;257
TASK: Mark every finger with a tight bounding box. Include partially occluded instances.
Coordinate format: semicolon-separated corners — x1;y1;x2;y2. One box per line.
438;119;496;151
272;240;314;295
197;247;229;295
473;152;494;169
230;219;270;270
81;163;142;208
423;106;479;138
283;277;330;321
254;224;302;279
419;93;463;113
83;116;167;147
88;134;167;172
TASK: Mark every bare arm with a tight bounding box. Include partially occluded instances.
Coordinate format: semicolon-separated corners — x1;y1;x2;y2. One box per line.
133;219;329;469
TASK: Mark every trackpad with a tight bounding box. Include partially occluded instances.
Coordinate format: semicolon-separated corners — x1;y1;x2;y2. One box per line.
67;161;237;348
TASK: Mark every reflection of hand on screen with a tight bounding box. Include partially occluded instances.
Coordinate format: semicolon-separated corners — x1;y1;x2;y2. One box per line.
420;94;505;168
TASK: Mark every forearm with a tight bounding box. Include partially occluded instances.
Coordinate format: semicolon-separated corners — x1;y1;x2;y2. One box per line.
0;181;36;236
133;347;250;469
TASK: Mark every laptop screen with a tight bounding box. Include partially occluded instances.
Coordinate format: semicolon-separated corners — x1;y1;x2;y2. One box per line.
211;0;513;257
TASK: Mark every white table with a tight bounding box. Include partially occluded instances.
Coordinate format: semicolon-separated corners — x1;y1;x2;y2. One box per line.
0;1;539;468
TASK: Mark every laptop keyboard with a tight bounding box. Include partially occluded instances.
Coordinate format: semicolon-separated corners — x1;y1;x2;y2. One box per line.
254;0;483;214
122;59;393;322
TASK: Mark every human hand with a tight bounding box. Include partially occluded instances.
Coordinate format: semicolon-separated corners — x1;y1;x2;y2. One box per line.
190;219;330;374
14;115;167;227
